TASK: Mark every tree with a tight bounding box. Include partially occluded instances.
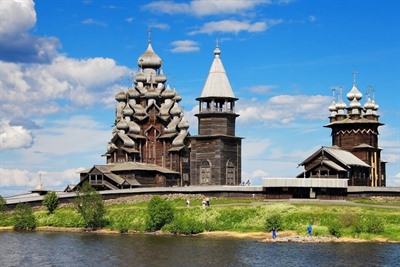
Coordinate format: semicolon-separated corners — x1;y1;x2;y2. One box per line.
0;195;6;214
145;195;175;231
13;203;37;231
42;191;59;214
74;182;106;230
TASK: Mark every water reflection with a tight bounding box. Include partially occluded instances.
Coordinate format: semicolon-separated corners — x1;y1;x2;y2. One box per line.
0;232;399;267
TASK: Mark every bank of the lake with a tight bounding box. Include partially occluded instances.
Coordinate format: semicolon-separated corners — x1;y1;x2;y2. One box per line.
1;196;400;242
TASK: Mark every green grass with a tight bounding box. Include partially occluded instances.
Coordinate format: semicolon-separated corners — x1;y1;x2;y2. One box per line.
1;197;399;241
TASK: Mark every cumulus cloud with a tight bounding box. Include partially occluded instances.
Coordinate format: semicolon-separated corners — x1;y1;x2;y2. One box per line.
0;167;85;189
0;120;34;150
171;40;200;53
0;0;60;63
237;95;331;126
0;57;131;119
143;0;270;16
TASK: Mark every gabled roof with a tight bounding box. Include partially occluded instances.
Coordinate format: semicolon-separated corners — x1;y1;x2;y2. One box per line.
299;146;370;168
199;45;235;99
321;160;347;171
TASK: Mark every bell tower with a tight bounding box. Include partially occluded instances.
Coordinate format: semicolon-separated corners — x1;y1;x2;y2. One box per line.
190;42;242;185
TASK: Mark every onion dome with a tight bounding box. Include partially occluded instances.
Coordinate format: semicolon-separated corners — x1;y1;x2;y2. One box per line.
161;84;175;99
127;120;140;134
364;98;375;110
144;90;159;99
122;103;134;116
178;116;189;130
170;103;182;116
134;70;146;83
115;89;126;102
328;101;337;112
116;118;129;131
335;98;347;110
372;100;379;111
349;97;361;109
346;84;362;101
137;43;162;69
155;69;167;83
127;88;140;99
173;90;182;102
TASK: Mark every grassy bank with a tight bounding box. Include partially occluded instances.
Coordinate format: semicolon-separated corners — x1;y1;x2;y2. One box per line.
1;197;399;242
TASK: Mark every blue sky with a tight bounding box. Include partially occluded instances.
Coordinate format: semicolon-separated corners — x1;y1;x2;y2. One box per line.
0;0;399;197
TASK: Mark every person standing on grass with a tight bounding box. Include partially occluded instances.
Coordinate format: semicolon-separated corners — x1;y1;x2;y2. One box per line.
308;224;312;236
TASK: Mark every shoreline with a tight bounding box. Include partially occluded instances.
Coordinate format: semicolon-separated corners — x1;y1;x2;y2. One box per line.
1;226;397;243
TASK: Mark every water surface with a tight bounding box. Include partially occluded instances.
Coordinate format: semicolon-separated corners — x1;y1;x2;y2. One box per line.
0;231;399;267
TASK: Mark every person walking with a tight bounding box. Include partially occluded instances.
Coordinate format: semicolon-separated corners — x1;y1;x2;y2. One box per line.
272;228;277;239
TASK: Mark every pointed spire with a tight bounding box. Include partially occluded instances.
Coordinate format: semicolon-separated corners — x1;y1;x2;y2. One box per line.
200;42;235;98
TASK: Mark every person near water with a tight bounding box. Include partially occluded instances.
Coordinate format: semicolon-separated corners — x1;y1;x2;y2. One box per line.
307;224;312;236
272;228;277;239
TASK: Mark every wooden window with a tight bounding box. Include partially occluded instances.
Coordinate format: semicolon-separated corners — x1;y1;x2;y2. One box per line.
200;160;211;184
226;161;235;185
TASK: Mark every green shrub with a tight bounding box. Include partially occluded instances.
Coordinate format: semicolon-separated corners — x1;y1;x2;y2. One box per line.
13;203;37;231
0;195;6;214
74;182;106;230
365;215;385;234
42;191;59;214
164;214;204;235
265;213;283;231
340;211;357;228
145;196;175;231
353;214;385;234
327;219;342;237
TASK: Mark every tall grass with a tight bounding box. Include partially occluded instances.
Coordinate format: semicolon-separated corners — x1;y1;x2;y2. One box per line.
1;198;399;241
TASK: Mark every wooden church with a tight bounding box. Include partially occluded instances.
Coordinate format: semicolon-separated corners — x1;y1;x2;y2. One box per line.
297;76;386;187
77;39;242;190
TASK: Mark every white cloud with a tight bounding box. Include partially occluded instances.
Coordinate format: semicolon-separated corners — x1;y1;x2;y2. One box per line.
237;95;331;126
0;167;85;189
242;138;270;158
0;0;59;63
30;115;110;156
247;85;277;94
81;18;107;27
0;56;131;119
387;173;400;187
149;22;170;30
189;20;273;35
0;119;34;150
0;0;36;37
171;40;200;53
143;0;270;16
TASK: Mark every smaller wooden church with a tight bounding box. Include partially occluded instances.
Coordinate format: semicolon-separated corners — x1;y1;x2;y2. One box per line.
297;75;386;187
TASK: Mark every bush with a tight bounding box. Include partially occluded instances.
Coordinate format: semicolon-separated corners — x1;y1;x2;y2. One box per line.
42;191;59;214
365;216;385;234
0;195;6;214
327;219;342;238
13;203;37;231
145;196;175;231
265;213;283;232
74;182;106;230
164;214;204;235
353;214;385;234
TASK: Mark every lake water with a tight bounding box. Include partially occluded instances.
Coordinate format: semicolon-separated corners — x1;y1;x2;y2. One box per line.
0;231;399;267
